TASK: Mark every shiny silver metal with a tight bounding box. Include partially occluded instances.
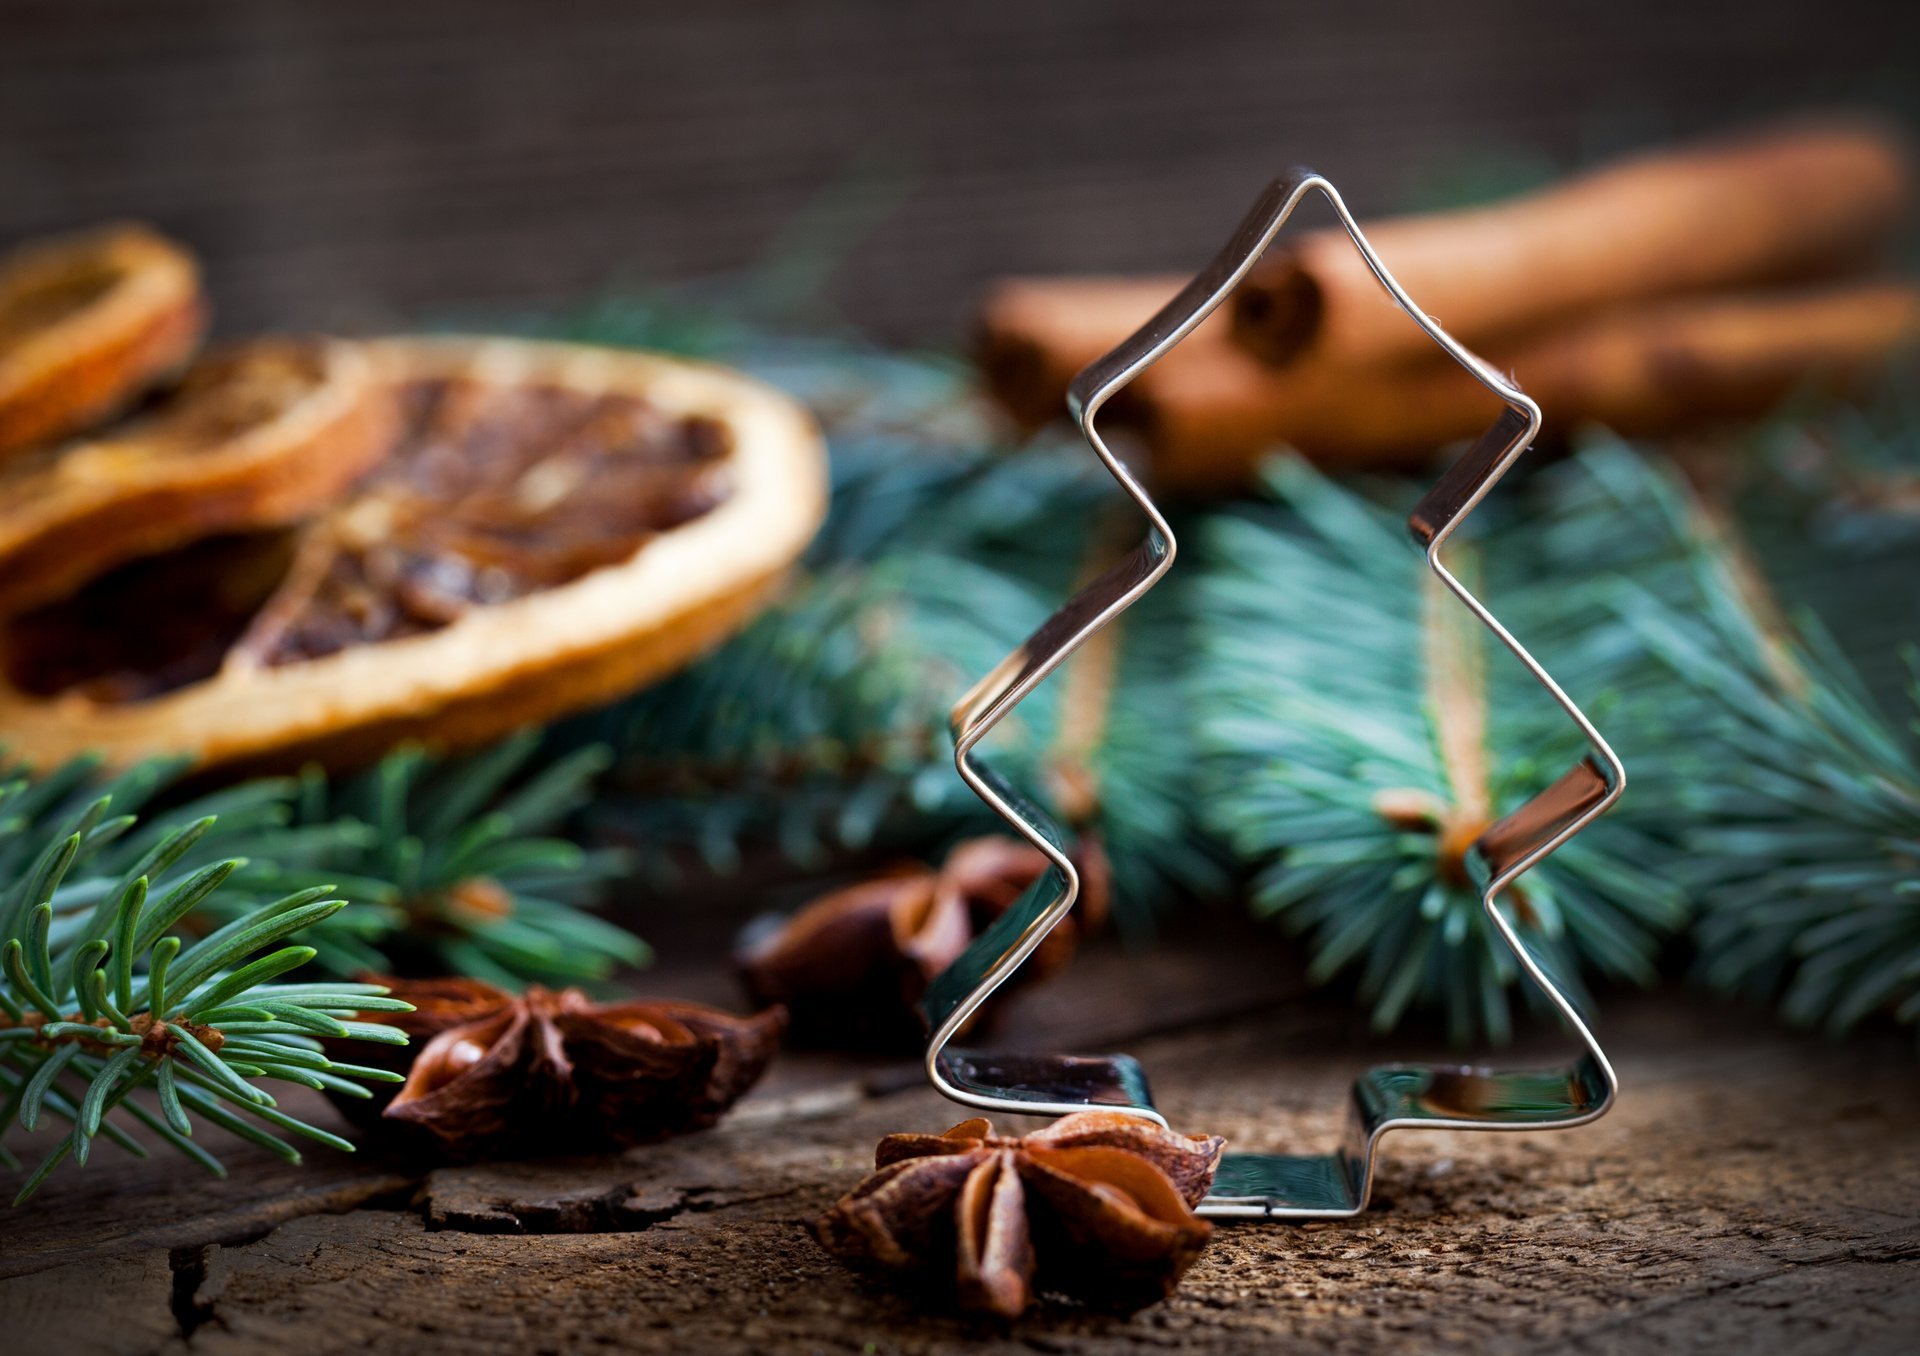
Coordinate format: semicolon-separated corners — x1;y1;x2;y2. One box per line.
920;170;1626;1220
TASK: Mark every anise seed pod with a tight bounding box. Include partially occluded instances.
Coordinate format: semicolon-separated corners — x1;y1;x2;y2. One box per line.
330;975;784;1159
735;835;1109;1051
814;1112;1225;1320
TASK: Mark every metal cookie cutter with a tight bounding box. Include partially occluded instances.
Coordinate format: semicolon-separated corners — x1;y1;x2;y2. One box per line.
920;170;1625;1220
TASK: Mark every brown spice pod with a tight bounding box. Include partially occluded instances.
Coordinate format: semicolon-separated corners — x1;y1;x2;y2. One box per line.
0;337;828;773
0;224;207;459
333;976;785;1159
814;1112;1224;1320
736;836;1109;1051
1230;116;1914;368
0;338;395;616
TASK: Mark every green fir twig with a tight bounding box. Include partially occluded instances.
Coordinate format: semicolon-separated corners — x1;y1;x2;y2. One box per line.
0;776;410;1202
166;737;646;989
1195;448;1697;1043
18;738;646;990
1623;547;1920;1042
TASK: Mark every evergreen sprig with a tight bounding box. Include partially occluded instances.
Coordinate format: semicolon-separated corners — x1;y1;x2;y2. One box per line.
0;754;183;888
1194;448;1697;1043
1624;547;1920;1041
12;737;643;991
1718;387;1920;717
599;544;1054;875
170;736;645;989
0;776;410;1203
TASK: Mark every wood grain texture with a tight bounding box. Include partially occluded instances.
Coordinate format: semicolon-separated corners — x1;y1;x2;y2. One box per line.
3;974;1916;1354
1;0;1914;340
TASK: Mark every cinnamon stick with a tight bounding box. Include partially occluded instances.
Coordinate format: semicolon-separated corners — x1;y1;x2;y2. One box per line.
976;274;1184;428
1120;283;1920;494
1229;117;1914;369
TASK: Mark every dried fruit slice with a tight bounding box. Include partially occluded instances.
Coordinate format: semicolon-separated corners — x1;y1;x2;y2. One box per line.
0;339;394;614
0;224;206;457
0;337;828;770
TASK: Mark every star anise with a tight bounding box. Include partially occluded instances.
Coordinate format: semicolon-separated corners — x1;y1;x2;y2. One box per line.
328;976;784;1159
735;835;1109;1050
814;1112;1225;1319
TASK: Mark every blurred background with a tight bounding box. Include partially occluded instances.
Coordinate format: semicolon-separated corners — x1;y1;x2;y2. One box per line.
4;0;1916;339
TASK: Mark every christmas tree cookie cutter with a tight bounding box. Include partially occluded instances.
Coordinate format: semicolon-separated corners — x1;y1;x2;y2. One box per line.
921;170;1626;1220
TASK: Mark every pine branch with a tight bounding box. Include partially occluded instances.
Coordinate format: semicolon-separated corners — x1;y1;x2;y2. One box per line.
1724;384;1920;716
0;753;185;890
167;736;645;989
0;777;410;1203
1621;539;1920;1042
1194;448;1698;1044
1605;378;1920;1041
595;546;1051;870
17;737;644;989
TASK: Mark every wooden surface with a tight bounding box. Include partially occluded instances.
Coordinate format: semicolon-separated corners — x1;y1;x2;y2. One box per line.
2;1;1915;341
4;926;1917;1355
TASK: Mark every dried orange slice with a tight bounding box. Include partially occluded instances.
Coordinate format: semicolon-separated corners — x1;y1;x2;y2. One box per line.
0;337;827;771
0;224;206;457
0;339;394;615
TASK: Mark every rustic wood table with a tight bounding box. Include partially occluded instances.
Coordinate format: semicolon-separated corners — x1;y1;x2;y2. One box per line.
4;920;1917;1355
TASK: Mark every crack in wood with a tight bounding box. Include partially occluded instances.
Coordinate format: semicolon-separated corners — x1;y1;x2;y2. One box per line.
416;1164;820;1237
421;1178;705;1235
168;1244;214;1341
